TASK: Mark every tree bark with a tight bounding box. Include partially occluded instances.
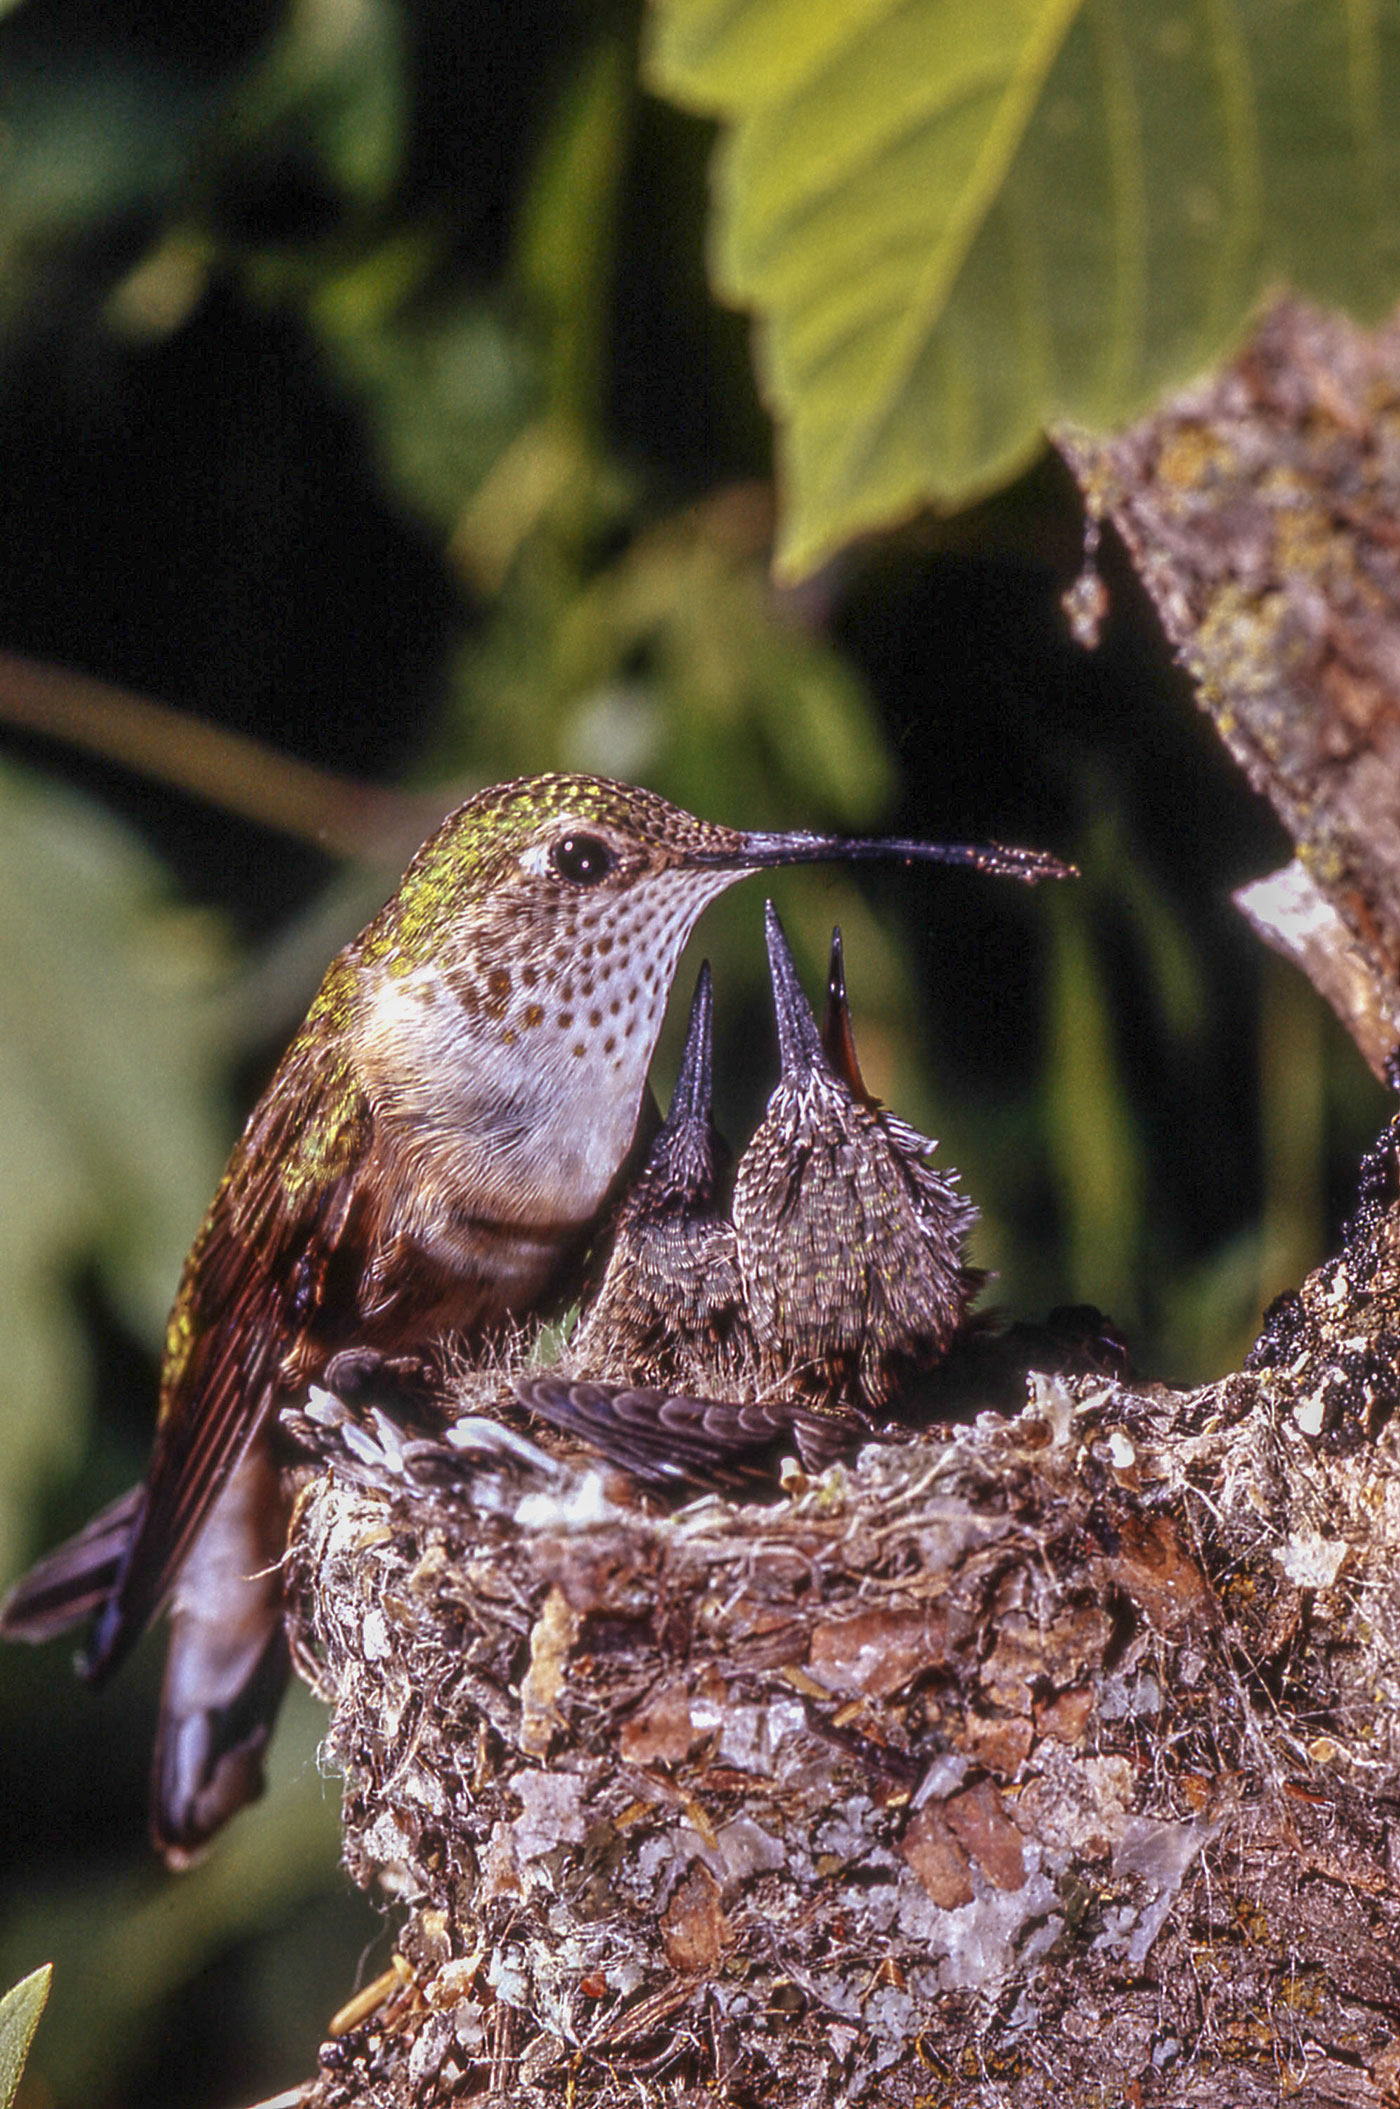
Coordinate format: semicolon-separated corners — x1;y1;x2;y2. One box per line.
1059;295;1400;1081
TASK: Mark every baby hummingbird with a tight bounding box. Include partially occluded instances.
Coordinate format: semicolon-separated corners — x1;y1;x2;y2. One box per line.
1;773;1070;1860
518;909;989;1485
733;905;982;1415
568;962;753;1395
515;962;819;1487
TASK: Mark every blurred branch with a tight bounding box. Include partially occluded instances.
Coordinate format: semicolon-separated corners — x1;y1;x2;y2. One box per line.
0;651;452;867
1236;861;1400;1087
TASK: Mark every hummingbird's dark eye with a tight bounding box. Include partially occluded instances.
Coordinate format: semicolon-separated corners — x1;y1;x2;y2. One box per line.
552;832;615;885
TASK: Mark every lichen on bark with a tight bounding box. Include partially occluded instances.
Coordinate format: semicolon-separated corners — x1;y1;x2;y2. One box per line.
1060;296;1400;1079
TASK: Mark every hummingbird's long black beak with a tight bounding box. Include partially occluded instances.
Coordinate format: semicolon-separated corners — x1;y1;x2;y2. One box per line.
820;927;874;1105
711;830;1075;885
764;903;827;1082
668;962;715;1133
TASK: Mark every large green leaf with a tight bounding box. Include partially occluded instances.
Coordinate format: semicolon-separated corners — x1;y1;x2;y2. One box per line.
648;0;1400;576
0;767;227;1576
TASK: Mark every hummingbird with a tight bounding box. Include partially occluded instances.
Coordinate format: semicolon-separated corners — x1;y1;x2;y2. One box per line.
733;904;983;1414
515;959;834;1487
565;961;754;1396
517;906;987;1484
1;773;1069;1861
821;922;877;1103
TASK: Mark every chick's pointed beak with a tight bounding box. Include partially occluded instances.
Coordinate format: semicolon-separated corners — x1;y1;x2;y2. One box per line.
668;963;715;1132
821;927;874;1105
763;902;827;1082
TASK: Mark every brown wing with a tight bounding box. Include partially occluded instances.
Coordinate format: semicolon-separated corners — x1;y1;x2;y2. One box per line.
86;1029;374;1682
514;1374;864;1487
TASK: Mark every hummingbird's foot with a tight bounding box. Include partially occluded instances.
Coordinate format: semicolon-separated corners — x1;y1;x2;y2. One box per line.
320;1345;437;1417
285;1386;458;1487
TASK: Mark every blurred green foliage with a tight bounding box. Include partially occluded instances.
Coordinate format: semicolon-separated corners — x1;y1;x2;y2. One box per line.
0;773;227;1583
2;1685;349;2107
0;1;1390;2106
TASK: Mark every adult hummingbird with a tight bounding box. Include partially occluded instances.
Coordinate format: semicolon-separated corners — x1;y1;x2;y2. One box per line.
1;773;1069;1861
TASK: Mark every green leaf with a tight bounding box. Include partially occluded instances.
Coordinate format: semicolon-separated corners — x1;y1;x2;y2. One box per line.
0;767;227;1576
648;0;1400;576
232;0;408;208
516;35;635;430
453;501;895;827
0;1963;51;2109
316;291;541;536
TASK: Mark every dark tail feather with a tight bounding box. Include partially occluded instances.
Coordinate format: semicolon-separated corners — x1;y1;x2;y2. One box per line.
0;1485;145;1646
152;1612;289;1868
148;1441;291;1867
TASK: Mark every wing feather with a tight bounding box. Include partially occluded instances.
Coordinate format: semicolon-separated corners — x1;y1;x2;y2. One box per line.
87;1033;374;1681
514;1374;863;1487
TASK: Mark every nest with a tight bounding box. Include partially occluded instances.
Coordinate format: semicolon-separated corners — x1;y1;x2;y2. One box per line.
277;1120;1400;2109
